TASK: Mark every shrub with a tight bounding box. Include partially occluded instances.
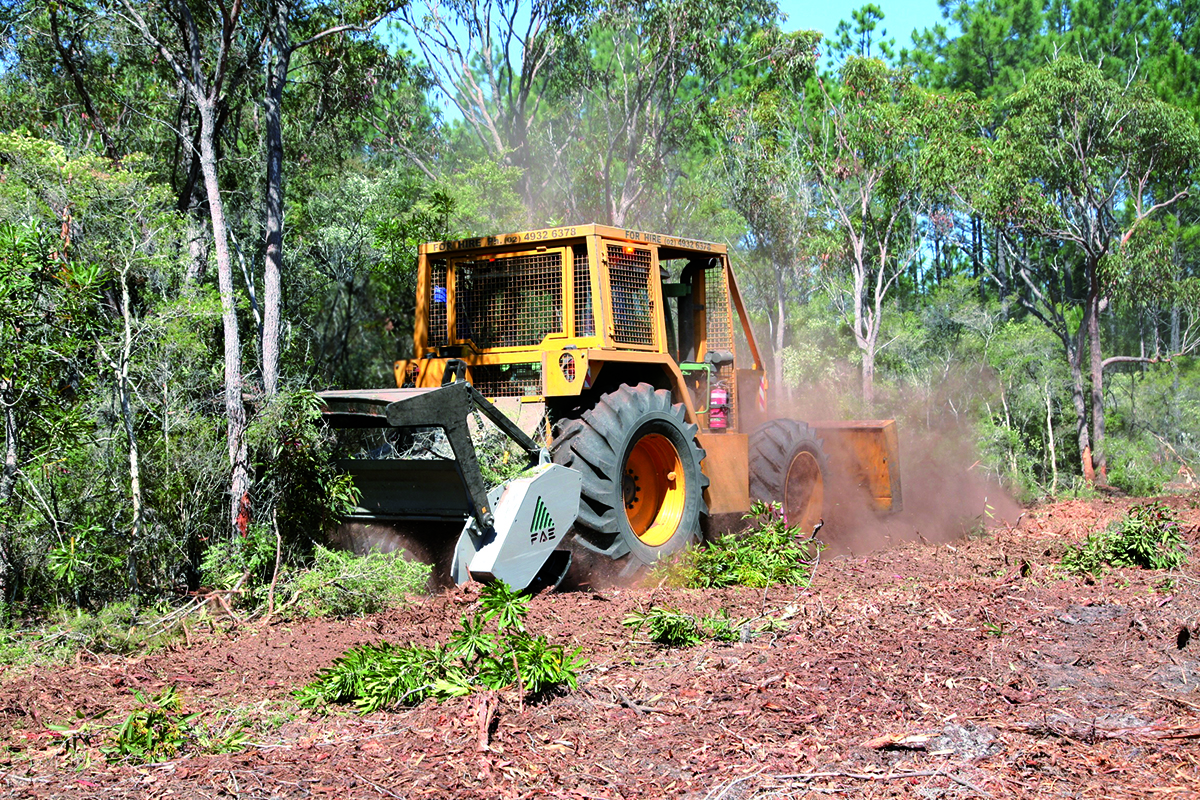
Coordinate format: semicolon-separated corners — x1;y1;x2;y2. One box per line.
656;502;825;589
106;685;247;762
622;606;705;647
49;602;178;655
1062;502;1188;576
292;546;430;617
107;686;195;762
297;582;586;711
1105;437;1172;497
622;606;784;648
199;522;281;604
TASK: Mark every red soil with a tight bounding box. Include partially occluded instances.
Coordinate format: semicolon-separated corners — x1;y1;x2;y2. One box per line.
3;493;1199;799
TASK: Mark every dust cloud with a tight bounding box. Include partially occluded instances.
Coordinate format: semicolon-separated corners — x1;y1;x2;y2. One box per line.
771;373;1023;558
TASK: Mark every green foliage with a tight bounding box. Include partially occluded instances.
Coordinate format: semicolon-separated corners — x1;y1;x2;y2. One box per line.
657;502;824;589
106;686;195;762
4;0;1200;623
1062;502;1188;576
1104;436;1172;497
298;581;586;711
471;414;533;488
248;391;362;539
198;523;280;600
0;625;71;674
622;606;781;647
291;546;430;618
105;685;250;763
47;602;179;656
191;390;374;611
827;4;896;67
622;607;705;647
0;601;189;675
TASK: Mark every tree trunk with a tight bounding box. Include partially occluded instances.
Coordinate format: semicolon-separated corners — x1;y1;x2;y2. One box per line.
773;267;787;405
0;383;16;607
1044;382;1057;495
1068;331;1094;485
177;100;209;285
185;210;209;284
116;271;143;590
198;101;251;534
262;0;290;398
1086;261;1106;484
862;341;876;412
0;382;15;505
1170;302;1180;353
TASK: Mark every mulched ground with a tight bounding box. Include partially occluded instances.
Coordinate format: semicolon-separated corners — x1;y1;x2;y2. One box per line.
2;492;1199;799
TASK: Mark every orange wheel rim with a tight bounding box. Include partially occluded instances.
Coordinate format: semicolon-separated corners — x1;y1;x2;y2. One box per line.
784;451;824;531
622;433;686;547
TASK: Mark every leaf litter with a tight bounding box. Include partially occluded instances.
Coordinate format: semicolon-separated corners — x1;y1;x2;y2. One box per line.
1;492;1198;799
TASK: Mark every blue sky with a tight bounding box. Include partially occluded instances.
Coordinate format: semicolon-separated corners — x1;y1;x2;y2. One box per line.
777;0;947;50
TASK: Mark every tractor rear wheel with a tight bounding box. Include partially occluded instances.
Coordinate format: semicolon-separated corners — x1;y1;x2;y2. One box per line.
550;383;708;568
749;420;828;532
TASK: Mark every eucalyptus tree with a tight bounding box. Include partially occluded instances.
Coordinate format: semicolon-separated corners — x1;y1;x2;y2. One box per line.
0;132;190;603
259;0;400;397
804;57;981;409
398;0;593;215
562;0;789;226
983;57;1200;484
711;28;820;395
117;0;262;534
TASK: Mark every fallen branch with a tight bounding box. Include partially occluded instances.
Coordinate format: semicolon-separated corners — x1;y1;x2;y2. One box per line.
862;732;932;750
718;768;994;799
476;690;498;752
351;770;402;799
262;509;284;625
999;718;1200;742
612;687;645;716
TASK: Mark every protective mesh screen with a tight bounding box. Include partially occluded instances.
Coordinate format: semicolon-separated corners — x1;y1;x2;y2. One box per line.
454;252;563;349
705;265;734;355
470;363;543;398
705;265;738;428
574;247;594;336
606;244;653;346
427;259;448;347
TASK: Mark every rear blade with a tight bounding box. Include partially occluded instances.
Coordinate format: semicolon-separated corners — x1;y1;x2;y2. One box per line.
812;420;902;513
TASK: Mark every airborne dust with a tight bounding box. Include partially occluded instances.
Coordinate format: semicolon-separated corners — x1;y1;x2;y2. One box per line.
770;368;1023;557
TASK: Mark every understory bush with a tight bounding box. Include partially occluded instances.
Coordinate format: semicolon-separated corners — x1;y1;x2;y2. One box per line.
1062;502;1188;576
297;582;585;711
291;546;430;617
656;502;824;589
622;606;775;647
0;602;189;675
105;685;248;763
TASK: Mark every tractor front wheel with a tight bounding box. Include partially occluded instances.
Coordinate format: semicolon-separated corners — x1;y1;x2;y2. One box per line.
550;383;708;569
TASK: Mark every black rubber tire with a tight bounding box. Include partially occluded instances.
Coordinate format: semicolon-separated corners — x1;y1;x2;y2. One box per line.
550;383;708;568
748;419;829;531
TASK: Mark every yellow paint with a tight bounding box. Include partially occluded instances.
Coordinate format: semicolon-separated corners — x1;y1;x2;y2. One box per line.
624;433;687;546
391;223;903;521
542;349;588;395
697;433;749;515
812;420;903;513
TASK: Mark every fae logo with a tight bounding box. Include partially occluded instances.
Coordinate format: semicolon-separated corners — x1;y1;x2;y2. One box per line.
529;496;556;544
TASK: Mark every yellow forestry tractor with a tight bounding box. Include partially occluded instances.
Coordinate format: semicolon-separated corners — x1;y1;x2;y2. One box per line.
319;224;900;588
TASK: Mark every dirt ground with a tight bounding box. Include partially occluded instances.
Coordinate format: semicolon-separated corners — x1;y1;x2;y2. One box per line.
2;492;1199;799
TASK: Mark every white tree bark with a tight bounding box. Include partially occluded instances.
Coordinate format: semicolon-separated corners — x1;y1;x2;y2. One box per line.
119;0;251;534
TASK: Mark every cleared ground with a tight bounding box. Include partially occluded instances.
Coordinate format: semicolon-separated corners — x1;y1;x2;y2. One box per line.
2;492;1199;799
